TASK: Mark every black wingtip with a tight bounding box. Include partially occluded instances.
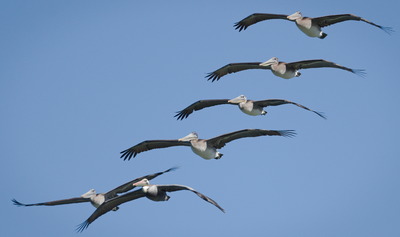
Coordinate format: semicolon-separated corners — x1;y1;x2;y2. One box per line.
12;198;26;206
76;220;90;233
166;166;180;173
120;149;137;161
352;69;366;78
205;72;221;82
315;111;327;120
174;111;187;120
280;130;296;138
233;22;247;32
380;26;394;35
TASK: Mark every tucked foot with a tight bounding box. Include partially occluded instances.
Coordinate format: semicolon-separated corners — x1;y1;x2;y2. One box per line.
319;32;327;39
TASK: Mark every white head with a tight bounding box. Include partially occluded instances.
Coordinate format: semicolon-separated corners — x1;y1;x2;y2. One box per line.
81;189;96;198
259;57;279;66
287;11;303;20
178;132;199;142
228;95;247;104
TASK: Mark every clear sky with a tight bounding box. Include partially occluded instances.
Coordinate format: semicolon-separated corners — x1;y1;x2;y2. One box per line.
2;0;399;236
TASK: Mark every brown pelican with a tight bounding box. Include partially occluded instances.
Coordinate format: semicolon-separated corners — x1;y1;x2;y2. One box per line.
120;129;295;161
234;11;393;38
76;179;224;232
175;95;325;119
206;57;365;81
12;167;177;211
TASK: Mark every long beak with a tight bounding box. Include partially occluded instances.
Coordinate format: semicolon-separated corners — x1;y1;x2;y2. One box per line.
178;133;196;141
287;12;300;20
259;58;275;66
228;96;245;104
132;179;148;187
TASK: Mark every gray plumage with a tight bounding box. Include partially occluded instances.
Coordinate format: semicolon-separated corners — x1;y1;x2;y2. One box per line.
76;182;224;232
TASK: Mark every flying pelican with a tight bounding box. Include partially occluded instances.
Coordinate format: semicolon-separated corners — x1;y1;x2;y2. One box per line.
120;129;296;161
76;179;224;232
206;57;365;81
234;11;393;38
175;95;325;119
12;167;177;211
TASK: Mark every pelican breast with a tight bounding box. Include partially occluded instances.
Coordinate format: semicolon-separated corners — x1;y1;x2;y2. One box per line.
271;63;297;79
90;194;105;208
295;18;322;37
144;185;168;201
239;101;263;116
190;139;218;160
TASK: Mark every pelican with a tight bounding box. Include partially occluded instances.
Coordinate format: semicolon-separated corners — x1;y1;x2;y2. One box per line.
206;57;365;81
12;167;177;211
76;179;224;232
175;95;325;119
234;11;393;38
120;129;295;161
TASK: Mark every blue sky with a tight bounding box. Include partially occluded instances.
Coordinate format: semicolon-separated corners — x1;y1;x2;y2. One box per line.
2;0;399;236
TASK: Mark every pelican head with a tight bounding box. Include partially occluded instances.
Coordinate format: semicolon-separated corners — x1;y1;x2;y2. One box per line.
228;95;247;104
178;132;198;142
81;189;96;198
133;178;150;187
287;11;303;21
259;57;279;66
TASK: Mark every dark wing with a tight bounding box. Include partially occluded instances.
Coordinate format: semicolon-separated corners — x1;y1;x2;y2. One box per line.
313;14;393;34
253;99;326;119
234;13;290;31
76;189;146;232
157;184;225;213
175;99;231;120
104;167;178;199
206;62;269;82
207;129;296;149
120;140;191;161
12;197;90;207
287;59;366;77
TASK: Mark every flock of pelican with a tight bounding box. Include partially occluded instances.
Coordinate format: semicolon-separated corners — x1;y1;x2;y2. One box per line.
12;10;392;232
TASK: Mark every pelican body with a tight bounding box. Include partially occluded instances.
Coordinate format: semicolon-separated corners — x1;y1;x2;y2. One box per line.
206;57;365;81
178;132;222;159
76;179;224;232
12;167;177;212
120;129;296;161
175;95;325;119
234;11;393;39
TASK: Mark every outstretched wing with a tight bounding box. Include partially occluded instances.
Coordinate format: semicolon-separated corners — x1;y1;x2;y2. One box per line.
207;129;296;149
313;14;393;34
175;99;231;120
287;59;365;77
253;99;326;119
76;189;146;232
206;62;269;82
12;197;90;207
234;13;290;31
158;184;225;213
104;167;178;199
120;140;191;161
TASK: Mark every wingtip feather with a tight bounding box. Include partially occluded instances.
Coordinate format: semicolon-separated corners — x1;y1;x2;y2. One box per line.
352;69;366;78
76;220;90;233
